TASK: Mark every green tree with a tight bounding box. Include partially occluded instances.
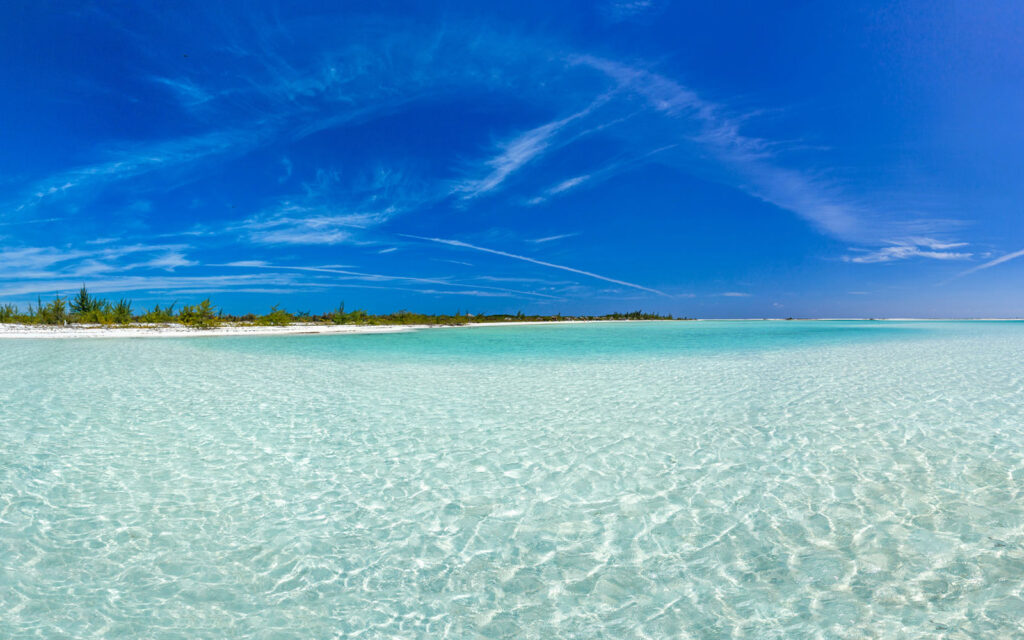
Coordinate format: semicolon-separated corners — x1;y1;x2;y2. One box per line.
0;303;19;323
111;298;133;324
70;285;103;316
178;299;219;328
35;294;68;325
256;305;293;326
138;303;176;323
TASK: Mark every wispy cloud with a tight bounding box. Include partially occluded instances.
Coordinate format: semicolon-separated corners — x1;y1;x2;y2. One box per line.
0;217;67;227
907;237;969;250
956;247;1024;277
0;273;303;299
9;128;265;216
238;168;418;245
151;76;216;109
531;233;580;243
573;56;709;117
402;234;668;296
133;251;198;271
452;99;606;199
601;0;665;22
719;292;751;297
0;246;91;274
526;176;591;205
6;26;484;221
243;214;363;245
843;238;973;263
475;275;574;285
548;175;590;195
221;262;560;299
0;243;192;279
573;55;872;239
278;157;293;184
526;145;676;206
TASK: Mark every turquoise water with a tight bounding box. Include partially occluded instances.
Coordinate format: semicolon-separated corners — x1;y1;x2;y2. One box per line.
2;321;1023;638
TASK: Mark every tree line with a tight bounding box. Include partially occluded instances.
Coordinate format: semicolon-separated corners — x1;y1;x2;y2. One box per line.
0;287;681;328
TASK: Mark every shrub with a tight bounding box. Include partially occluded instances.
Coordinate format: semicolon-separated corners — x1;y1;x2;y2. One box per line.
70;285;103;317
138;303;176;324
256;305;293;326
178;299;219;329
0;303;19;323
111;298;133;324
34;294;68;325
329;302;370;324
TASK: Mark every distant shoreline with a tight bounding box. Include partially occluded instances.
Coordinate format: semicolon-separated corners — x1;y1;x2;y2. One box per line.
0;319;617;339
1;317;1022;339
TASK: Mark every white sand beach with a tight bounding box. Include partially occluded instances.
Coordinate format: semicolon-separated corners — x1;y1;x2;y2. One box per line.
0;323;427;339
0;320;608;339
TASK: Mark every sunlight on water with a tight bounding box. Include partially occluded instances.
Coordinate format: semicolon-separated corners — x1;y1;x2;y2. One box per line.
1;321;1023;638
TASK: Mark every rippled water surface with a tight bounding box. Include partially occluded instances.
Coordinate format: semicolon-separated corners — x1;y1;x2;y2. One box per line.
2;321;1023;638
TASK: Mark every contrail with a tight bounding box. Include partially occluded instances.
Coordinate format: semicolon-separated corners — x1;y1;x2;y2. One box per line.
957;247;1024;277
403;234;669;296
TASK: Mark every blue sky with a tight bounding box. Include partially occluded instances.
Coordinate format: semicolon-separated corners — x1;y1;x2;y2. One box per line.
2;1;1023;317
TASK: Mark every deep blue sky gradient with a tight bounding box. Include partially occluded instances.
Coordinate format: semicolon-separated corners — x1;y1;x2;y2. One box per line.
2;1;1023;317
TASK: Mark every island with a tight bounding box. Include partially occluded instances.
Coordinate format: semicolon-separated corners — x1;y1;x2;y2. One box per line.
0;286;682;338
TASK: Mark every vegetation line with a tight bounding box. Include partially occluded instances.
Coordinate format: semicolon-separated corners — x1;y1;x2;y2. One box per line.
0;287;681;329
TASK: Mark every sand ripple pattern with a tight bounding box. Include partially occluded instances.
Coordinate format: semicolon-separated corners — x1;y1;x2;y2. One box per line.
1;321;1023;638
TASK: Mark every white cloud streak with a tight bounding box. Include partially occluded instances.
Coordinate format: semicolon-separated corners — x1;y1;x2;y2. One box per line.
220;262;560;299
133;251;198;271
573;55;869;239
9;129;265;216
526;176;591;205
604;0;659;21
0;274;303;299
151;76;217;108
548;175;590;194
402;234;668;296
238;167;420;245
452;99;606;199
531;233;580;244
526;145;677;206
241;206;390;244
0;244;193;279
844;238;973;264
957;247;1024;277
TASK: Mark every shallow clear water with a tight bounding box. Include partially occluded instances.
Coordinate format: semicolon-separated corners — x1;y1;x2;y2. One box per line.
2;321;1023;638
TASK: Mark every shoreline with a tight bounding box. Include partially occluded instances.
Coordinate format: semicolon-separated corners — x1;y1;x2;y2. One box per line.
0;319;612;339
1;317;1021;339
